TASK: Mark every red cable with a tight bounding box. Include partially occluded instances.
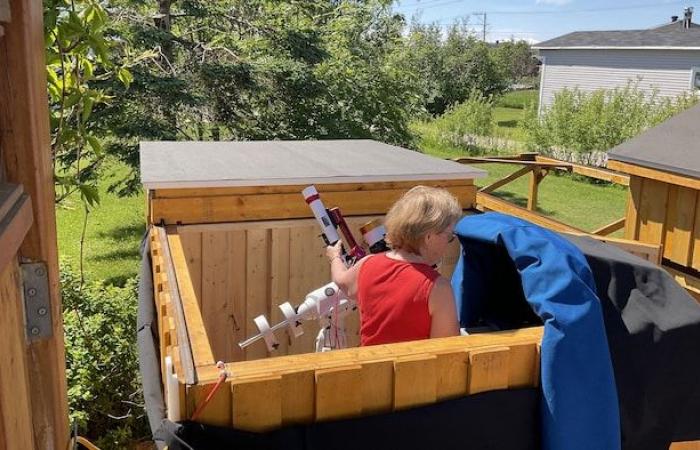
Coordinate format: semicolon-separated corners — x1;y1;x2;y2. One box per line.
191;367;227;421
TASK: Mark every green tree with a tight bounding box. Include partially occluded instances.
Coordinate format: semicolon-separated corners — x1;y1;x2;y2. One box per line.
45;0;134;205
492;40;538;85
98;0;419;195
396;21;507;115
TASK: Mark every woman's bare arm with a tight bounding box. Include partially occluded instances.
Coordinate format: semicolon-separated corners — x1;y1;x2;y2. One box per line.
428;277;460;338
327;242;371;299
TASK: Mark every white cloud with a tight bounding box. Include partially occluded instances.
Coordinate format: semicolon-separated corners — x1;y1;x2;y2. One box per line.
536;0;573;5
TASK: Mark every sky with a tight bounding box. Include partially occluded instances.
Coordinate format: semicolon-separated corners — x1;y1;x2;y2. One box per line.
391;0;698;43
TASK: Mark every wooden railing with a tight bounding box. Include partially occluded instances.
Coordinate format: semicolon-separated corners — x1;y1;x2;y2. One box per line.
455;153;629;236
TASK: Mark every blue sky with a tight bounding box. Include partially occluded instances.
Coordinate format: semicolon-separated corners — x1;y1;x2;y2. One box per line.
392;0;698;43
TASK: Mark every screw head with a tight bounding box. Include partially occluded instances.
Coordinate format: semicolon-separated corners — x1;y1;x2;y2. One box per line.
37;307;48;316
35;267;45;277
30;327;40;336
27;288;37;297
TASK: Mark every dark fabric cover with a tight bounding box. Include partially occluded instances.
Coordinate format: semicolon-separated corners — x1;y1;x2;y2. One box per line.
451;212;620;450
164;389;539;450
565;234;700;449
137;235;168;450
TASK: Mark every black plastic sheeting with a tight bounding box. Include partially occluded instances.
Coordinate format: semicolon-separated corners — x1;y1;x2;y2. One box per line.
165;389;539;450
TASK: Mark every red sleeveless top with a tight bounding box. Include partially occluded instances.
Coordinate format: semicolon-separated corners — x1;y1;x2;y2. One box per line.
357;254;441;346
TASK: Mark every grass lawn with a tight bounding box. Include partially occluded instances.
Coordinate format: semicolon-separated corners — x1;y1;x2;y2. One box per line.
493;89;538;141
56;160;145;286
493;106;528;140
473;163;628;232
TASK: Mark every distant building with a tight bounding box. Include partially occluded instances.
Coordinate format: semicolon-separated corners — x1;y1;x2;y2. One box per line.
534;7;700;113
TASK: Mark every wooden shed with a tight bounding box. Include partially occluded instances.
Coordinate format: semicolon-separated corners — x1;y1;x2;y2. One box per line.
607;103;700;298
141;140;550;429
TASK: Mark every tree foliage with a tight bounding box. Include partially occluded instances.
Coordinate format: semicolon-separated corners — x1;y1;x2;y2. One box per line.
45;0;136;206
397;22;508;116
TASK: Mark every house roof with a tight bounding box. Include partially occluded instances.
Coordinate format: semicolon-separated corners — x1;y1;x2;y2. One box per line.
139;139;486;189
608;104;700;179
534;21;700;49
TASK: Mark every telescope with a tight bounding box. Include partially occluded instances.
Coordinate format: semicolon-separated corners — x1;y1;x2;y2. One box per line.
238;282;356;352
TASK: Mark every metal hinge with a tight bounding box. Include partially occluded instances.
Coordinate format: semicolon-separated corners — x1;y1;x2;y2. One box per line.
20;262;53;341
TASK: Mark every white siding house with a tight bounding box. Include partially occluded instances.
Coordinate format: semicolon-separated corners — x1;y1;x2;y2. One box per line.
534;9;700;113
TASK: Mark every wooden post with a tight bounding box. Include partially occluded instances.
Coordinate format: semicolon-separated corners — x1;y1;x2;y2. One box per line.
0;0;69;447
528;167;544;211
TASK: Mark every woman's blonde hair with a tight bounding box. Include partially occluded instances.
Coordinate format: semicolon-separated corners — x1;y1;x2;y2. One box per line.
384;186;462;254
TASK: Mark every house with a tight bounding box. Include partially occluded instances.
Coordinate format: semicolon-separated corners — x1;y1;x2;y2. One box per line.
534;8;700;113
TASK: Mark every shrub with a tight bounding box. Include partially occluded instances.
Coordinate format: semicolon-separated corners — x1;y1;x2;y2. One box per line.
425;90;495;148
62;266;149;449
524;85;699;153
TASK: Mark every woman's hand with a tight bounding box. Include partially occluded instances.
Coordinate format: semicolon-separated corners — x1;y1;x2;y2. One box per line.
326;241;343;261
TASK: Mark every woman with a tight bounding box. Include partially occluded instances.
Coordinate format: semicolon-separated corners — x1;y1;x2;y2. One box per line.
327;186;461;346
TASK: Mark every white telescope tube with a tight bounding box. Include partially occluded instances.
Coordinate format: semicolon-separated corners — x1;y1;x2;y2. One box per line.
302;185;340;245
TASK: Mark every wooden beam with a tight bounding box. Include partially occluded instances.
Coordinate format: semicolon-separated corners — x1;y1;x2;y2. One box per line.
157;226;200;384
453;157;571;169
537;156;629;186
0;262;36;450
153;179;473;199
165;227;215;374
0;0;69;446
480;166;533;194
607;160;700;191
453;153;537;163
0;191;32;274
592;217;626;236
151;185;476;225
527;167;544;211
476;192;585;233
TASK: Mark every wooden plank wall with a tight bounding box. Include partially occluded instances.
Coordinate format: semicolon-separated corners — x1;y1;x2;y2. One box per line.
149;228;187;416
0;262;36;449
625;176;700;270
175;216;463;363
185;327;543;429
149;180;475;225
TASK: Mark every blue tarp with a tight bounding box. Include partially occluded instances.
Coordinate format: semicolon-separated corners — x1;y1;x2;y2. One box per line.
451;212;620;450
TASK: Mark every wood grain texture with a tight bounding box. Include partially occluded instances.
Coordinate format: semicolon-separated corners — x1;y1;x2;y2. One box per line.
467;347;510;395
624;176;643;241
0;263;36;449
0;0;70;444
151;185;476;225
232;376;282;431
393;354;437;410
315;365;363;421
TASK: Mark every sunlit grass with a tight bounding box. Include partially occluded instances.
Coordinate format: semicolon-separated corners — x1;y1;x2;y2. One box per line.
56;160;145;286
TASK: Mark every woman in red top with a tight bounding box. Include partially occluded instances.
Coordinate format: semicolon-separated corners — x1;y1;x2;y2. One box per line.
327;186;461;346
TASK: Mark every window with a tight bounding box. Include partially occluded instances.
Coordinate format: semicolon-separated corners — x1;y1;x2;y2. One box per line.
692;67;700;90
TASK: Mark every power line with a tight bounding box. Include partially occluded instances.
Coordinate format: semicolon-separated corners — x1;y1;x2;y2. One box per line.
398;0;692;16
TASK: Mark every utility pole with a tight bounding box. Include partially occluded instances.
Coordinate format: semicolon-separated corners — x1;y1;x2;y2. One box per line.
473;12;488;41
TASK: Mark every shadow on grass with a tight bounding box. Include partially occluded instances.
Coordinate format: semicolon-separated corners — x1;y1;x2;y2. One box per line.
91;247;140;262
489;191;556;217
97;223;145;241
497;119;519;129
102;273;137;287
